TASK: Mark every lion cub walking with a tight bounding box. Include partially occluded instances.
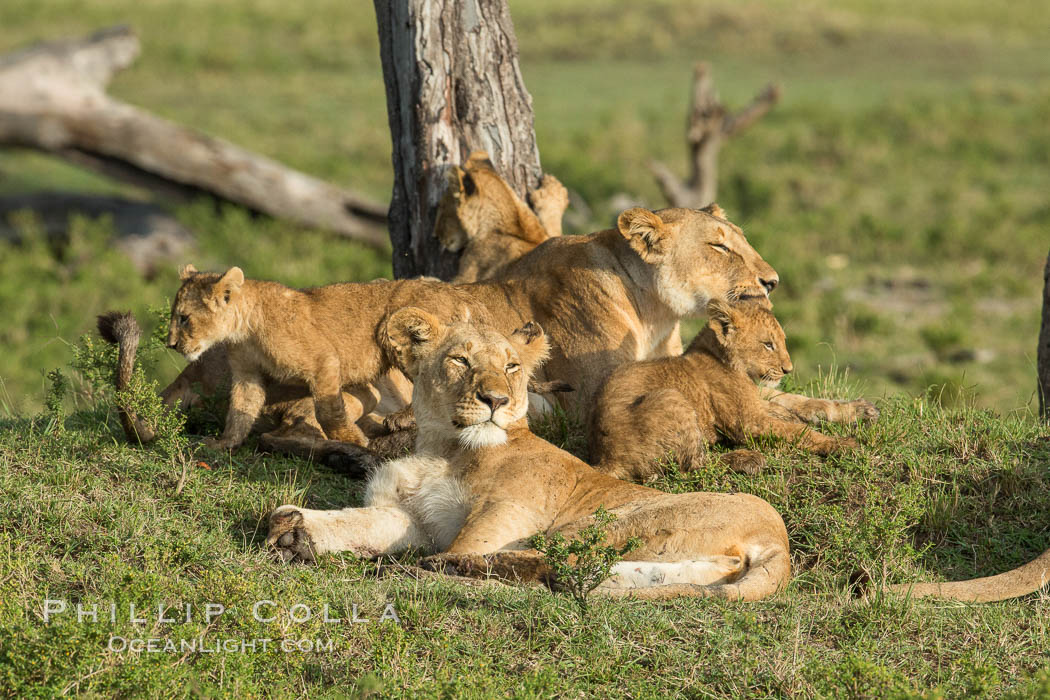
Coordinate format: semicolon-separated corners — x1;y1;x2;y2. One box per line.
167;264;408;451
590;300;857;482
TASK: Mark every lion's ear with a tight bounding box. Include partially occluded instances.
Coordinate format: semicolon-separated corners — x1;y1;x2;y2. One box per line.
214;267;244;305
509;321;550;376
705;299;736;344
465;150;495;172
617;208;673;262
179;263;198;281
701;202;727;219
382;307;446;377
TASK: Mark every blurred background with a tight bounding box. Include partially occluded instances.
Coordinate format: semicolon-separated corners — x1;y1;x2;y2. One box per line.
1;0;1047;414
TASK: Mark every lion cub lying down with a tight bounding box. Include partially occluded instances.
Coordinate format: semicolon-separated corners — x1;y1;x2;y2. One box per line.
590;300;858;482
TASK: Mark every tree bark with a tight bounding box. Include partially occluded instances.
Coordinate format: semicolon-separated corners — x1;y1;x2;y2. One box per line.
1039;250;1050;420
374;0;543;280
650;62;779;209
0;26;389;248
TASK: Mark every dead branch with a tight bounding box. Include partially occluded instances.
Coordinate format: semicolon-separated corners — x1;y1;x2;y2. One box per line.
0;26;389;248
649;62;780;209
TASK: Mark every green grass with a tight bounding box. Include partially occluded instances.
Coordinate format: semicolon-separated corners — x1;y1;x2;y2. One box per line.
1;0;1050;695
1;374;1048;696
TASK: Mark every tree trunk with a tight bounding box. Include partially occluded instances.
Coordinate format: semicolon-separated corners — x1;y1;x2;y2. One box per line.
1039;250;1050;420
374;0;543;280
0;26;389;248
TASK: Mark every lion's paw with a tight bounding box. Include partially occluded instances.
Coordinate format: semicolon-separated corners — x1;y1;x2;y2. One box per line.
266;506;317;564
847;399;880;424
202;437;236;452
838;437;861;451
382;407;416;434
530;174;569;212
720;449;766;475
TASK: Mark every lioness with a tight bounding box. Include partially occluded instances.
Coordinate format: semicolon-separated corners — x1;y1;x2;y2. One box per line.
267;309;1050;603
267;307;792;600
155;204;779;453
590;299;860;482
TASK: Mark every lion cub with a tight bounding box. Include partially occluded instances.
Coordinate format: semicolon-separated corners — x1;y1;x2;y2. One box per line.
167;264;395;451
590;300;857;481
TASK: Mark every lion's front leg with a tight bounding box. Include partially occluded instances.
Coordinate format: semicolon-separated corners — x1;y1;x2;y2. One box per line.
206;367;265;450
310;361;369;446
751;417;859;456
759;387;879;425
527;174;569;238
420;550;552;585
266;504;430;563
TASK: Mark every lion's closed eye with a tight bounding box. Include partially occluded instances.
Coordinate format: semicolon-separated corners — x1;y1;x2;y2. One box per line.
506;362;520;374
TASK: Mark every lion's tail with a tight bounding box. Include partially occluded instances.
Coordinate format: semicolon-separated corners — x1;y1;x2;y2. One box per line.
597;545;792;602
97;311;156;444
887;546;1050;602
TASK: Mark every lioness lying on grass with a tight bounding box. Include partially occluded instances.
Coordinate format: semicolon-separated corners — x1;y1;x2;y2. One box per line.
267;309;1050;603
268;307;793;600
589;299;866;482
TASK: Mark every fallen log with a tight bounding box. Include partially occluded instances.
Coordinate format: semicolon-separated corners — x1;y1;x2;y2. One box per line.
0;26;389;249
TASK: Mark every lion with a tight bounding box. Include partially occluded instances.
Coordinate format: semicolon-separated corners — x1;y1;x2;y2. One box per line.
266;309;1050;603
110;203;781;465
97;310;411;473
162;265;496;452
589;299;866;482
434;151;569;283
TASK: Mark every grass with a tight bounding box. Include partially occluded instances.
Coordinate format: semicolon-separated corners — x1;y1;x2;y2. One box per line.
1;0;1050;695
1;372;1048;696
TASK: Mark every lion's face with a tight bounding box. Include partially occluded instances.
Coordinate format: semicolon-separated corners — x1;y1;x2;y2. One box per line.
434;153;519;253
166;265;245;362
382;308;549;449
692;300;792;388
617;205;778;316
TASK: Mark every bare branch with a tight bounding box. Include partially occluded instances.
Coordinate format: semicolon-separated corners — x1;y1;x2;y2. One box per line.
723;84;782;137
651;62;779;209
648;159;690;207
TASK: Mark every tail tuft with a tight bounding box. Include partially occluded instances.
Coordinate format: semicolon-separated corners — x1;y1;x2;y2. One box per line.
96;310;156;443
97;311;141;346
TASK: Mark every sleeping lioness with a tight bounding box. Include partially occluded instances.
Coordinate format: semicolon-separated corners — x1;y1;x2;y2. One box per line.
266;309;1050;603
589;299;862;482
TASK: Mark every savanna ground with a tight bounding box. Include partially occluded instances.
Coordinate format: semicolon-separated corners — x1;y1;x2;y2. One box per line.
1;0;1049;696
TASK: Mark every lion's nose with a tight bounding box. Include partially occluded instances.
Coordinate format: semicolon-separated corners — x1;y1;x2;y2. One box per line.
760;275;779;294
476;390;509;412
782;364;793;375
166;337;178;350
